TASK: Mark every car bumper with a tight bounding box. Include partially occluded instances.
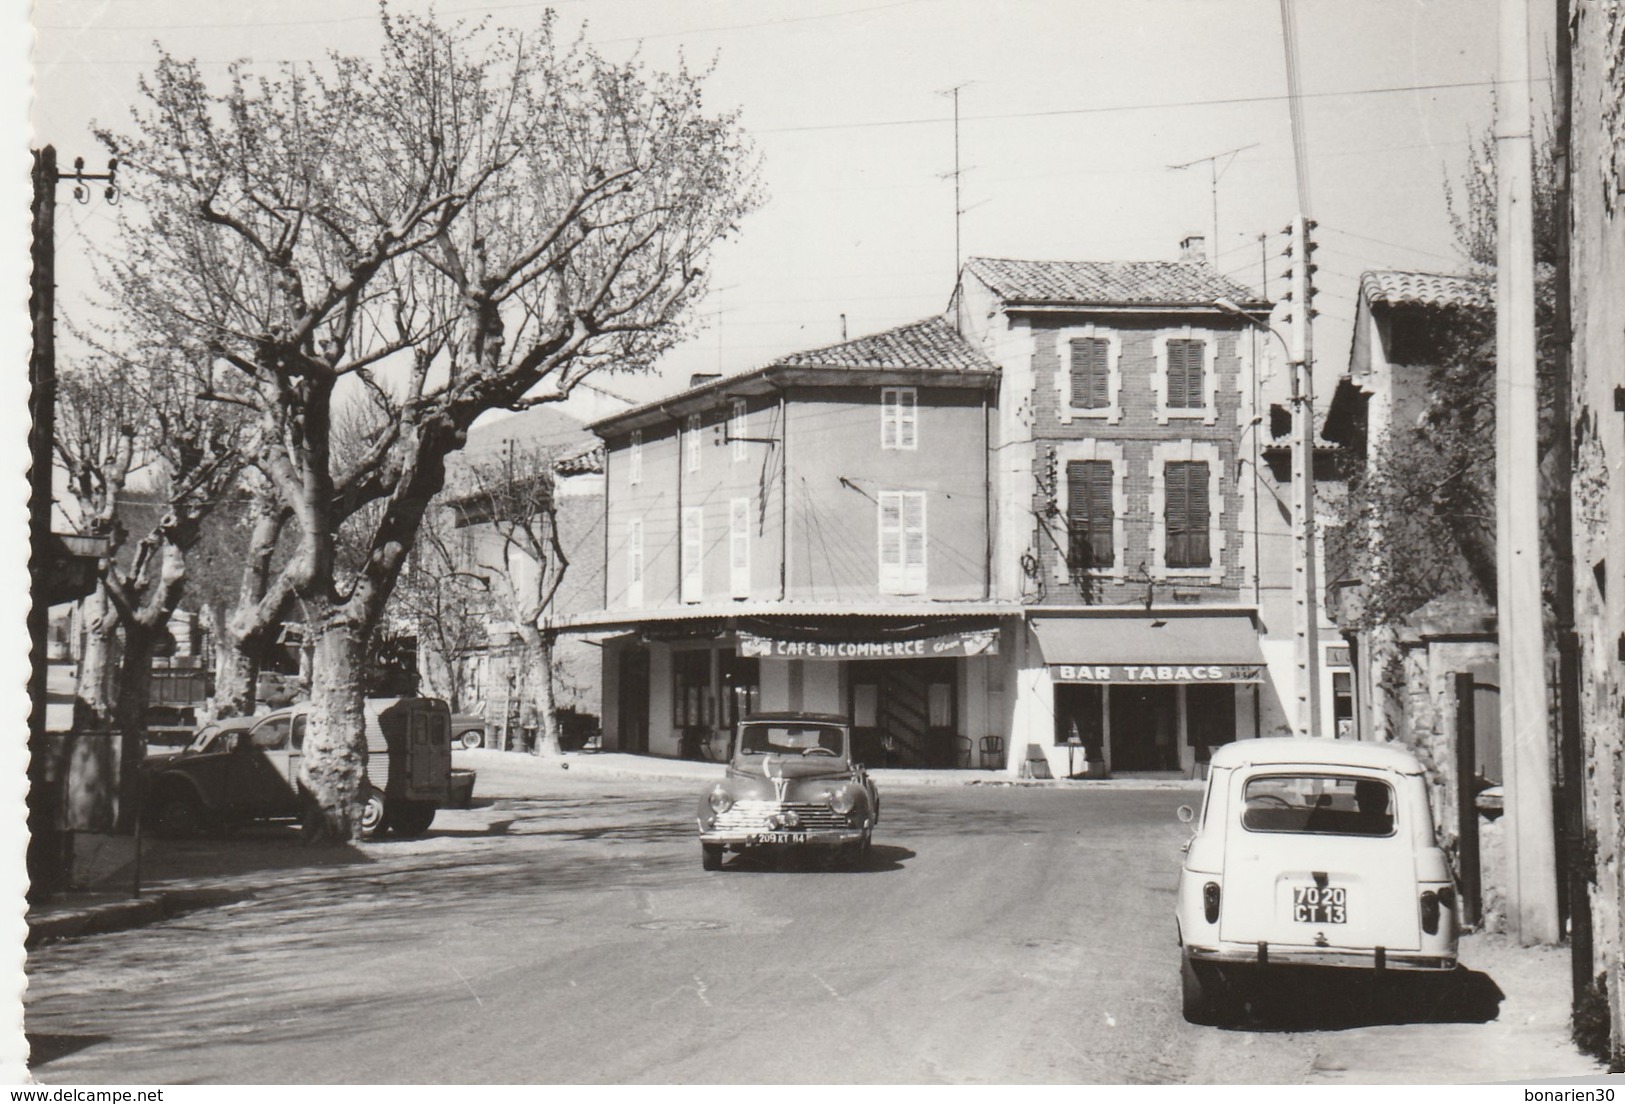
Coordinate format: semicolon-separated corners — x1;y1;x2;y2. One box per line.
1186;943;1456;972
698;827;868;848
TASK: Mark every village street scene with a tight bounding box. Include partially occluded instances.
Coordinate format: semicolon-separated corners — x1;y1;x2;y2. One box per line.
16;0;1625;1088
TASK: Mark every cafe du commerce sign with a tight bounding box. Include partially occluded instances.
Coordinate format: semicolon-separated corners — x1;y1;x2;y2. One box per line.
738;629;1000;661
1050;664;1263;684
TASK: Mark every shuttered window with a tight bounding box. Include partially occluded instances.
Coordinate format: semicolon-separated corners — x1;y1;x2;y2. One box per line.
1068;338;1111;410
729;497;751;598
1066;460;1114;570
1166;339;1205;410
627;519;644;608
1165;461;1211;568
731;400;748;462
685;414;702;473
878;490;927;593
629;430;643;485
881;388;918;449
681;506;704;603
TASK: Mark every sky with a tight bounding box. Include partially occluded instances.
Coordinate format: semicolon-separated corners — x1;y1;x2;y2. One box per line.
26;0;1556;415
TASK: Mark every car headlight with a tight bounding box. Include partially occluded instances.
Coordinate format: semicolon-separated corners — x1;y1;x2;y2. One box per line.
829;786;859;815
707;786;734;814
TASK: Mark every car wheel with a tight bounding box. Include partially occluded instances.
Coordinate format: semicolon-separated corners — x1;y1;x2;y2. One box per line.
391;801;436;838
701;842;724;871
152;791;208;838
460;730;483;750
359;787;390;839
1181;952;1227;1026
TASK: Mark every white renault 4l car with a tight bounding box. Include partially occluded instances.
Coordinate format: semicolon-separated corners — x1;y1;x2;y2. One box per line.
1176;737;1459;1024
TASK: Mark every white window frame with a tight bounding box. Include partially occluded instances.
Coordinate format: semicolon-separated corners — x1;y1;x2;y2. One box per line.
881;387;918;450
1051;440;1127;584
878;490;928;595
1152;328;1219;426
729;497;751;598
681;505;704;604
685;414;701;474
731;400;748;462
1052;325;1122;425
629;430;643;485
626;518;644;609
1148;441;1226;584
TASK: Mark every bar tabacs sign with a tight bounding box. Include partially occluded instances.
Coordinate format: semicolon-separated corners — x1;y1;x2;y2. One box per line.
1051;664;1263;683
739;629;999;660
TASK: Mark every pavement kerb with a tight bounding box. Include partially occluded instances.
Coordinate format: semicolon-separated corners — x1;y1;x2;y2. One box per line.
465;750;1206;791
26;893;172;948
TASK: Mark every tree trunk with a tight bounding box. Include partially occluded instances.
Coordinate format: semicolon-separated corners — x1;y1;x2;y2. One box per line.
212;630;261;719
300;617;369;844
111;622;159;833
73;583;118;732
527;628;562;757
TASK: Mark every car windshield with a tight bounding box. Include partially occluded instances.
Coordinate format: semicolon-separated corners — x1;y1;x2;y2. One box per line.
1241;773;1396;837
737;723;845;757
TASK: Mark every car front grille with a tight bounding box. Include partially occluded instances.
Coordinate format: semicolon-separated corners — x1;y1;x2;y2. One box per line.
711;800;848;832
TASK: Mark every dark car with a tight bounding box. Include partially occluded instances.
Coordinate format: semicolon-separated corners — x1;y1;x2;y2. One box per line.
141;698;460;838
695;712;880;871
451;713;486;750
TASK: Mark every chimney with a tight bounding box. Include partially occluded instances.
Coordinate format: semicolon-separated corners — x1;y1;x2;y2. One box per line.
688;372;721;389
1179;234;1207;264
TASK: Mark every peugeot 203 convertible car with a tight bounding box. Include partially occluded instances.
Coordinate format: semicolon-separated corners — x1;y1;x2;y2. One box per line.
1175;737;1459;1024
696;712;879;870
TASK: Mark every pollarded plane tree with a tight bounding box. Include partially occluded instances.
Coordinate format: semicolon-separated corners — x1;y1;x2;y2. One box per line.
98;7;759;840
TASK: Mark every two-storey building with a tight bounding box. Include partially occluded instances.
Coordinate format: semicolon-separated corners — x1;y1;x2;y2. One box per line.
580;318;1010;768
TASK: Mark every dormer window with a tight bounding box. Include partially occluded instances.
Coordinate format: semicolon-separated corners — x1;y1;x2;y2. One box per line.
881;387;917;450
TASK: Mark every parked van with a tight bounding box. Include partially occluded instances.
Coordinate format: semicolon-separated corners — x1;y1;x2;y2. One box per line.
142;697;455;838
1175;737;1459;1024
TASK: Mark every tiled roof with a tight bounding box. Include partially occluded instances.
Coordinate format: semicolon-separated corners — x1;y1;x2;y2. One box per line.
965;256;1266;307
772;315;995;372
1360;270;1492;310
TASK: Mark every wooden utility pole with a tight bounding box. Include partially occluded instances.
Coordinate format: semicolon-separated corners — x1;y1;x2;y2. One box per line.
1495;0;1559;945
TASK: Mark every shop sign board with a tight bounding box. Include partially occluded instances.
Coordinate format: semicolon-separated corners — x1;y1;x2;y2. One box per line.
1050;663;1263;683
738;629;999;661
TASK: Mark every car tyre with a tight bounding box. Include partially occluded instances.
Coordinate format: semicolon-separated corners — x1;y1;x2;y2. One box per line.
359;786;390;839
1181;952;1228;1026
152;791;209;838
391;801;436;838
460;730;483;751
701;842;724;871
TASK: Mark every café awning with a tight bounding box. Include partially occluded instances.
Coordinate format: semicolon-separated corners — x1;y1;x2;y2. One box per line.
1030;612;1266;684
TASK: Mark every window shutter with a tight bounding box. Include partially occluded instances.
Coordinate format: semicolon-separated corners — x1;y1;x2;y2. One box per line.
681;507;703;602
1187;461;1210;566
1165;461;1211;568
1069;338;1109;410
1167;340;1204;409
1067;460;1114;570
729;498;750;598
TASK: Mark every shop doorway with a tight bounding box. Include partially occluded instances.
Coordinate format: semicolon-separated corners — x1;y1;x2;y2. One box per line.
616;647;649;754
849;658;958;768
1054;684;1104;776
1109;685;1180;771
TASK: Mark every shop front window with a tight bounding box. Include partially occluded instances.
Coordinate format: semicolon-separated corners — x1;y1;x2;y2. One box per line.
672;650;711;728
719;649;760;728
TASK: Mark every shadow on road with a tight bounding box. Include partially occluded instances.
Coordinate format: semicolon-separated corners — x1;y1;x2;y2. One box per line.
718;843;915;874
1223;965;1504;1031
143;825;374;883
25;1033;109;1064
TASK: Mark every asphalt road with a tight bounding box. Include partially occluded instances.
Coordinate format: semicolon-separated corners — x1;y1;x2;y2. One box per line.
19;772;1594;1084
